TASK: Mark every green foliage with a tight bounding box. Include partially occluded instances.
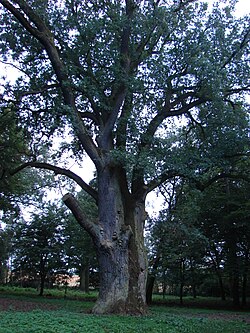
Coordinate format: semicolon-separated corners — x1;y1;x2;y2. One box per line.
0;227;12;282
2;192;99;291
199;179;250;301
0;0;249;184
149;172;250;301
148;182;208;298
0;105;28;213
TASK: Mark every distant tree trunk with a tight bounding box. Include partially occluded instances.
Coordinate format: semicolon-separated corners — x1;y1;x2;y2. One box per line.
228;257;240;307
242;271;247;307
39;254;47;296
84;262;90;293
39;273;45;296
146;253;161;304
162;271;167;299
226;234;240;307
209;248;226;301
218;273;226;301
0;262;4;284
190;258;197;299
146;275;155;304
192;282;197;299
79;258;90;293
241;246;249;307
224;180;240;307
179;259;185;305
231;269;240;307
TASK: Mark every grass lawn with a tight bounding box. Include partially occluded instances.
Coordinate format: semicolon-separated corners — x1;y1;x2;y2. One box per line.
0;287;249;333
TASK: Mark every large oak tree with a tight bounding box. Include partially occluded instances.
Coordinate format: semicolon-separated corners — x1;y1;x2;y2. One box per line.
0;0;249;313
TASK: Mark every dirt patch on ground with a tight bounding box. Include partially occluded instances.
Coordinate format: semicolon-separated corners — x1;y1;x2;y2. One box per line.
0;297;59;312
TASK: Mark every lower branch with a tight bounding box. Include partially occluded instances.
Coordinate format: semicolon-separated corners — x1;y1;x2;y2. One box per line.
63;193;100;241
10;161;98;201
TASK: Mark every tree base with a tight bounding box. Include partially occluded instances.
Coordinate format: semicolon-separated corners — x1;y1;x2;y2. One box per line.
92;298;147;315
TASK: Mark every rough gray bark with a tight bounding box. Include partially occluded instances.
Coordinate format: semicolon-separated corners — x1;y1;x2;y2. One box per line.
63;166;148;314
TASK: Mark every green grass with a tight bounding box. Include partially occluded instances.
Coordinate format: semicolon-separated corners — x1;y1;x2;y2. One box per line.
0;308;249;333
0;286;97;300
151;294;246;308
0;287;249;333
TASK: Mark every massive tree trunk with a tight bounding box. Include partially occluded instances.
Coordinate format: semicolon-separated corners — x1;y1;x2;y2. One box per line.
92;167;147;314
63;166;148;314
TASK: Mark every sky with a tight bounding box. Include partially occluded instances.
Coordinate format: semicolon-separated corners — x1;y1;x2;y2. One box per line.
229;0;250;16
0;0;249;216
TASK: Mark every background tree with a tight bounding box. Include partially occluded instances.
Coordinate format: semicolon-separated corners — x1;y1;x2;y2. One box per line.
0;0;249;314
199;179;250;306
0;224;13;283
10;201;67;296
146;98;250;305
148;177;250;306
148;181;208;304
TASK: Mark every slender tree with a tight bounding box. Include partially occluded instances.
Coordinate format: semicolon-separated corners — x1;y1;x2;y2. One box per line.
0;0;249;313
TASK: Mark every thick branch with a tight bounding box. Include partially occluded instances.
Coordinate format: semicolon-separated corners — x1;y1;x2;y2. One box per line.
140;96;206;152
225;86;250;97
116;92;133;149
195;173;250;191
79;111;99;126
63;193;100;241
146;171;183;194
98;89;127;149
146;168;250;196
131;94;205;196
0;0;38;36
11;161;98;201
221;27;250;69
16;84;59;100
97;0;136;149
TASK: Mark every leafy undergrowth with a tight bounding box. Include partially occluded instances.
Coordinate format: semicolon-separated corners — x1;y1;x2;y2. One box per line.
0;308;249;333
0;288;249;333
